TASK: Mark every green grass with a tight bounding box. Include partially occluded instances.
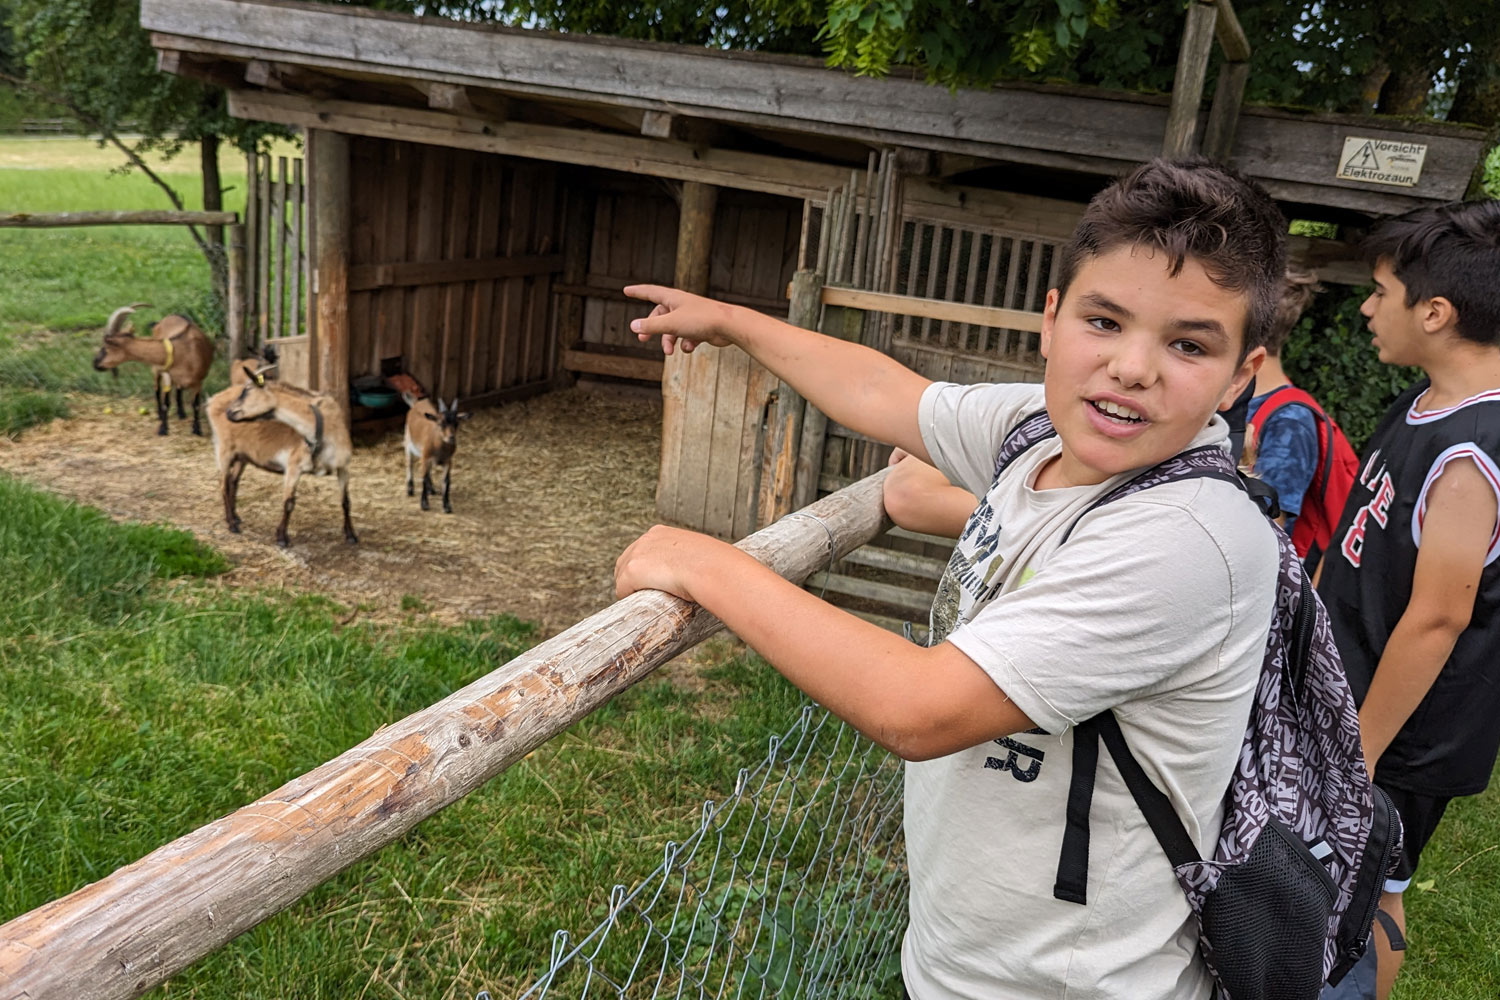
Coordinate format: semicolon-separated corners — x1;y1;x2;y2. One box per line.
0;137;299;435
0;473;811;998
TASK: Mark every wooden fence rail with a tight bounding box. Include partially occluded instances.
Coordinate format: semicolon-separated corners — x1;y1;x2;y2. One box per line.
0;471;892;1000
0;210;237;227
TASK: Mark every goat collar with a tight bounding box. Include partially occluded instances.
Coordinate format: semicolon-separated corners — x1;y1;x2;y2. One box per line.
161;337;174;370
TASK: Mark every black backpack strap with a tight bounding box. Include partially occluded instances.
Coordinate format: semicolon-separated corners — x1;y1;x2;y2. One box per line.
1054;713;1202;904
1052;445;1253;904
1053;719;1100;904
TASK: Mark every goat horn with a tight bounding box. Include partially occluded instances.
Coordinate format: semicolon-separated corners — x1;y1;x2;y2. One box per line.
105;306;138;338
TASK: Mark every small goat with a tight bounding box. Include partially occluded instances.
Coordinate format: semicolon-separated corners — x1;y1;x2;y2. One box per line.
207;367;358;548
404;394;470;513
92;305;214;436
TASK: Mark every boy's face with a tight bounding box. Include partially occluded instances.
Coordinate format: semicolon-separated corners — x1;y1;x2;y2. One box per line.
1360;259;1426;366
1040;247;1263;487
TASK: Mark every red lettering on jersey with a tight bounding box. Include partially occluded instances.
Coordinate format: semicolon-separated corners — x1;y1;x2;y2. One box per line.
1370;474;1395;528
1338;472;1395;567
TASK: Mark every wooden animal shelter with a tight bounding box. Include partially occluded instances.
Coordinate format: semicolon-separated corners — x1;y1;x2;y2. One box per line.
143;0;1489;620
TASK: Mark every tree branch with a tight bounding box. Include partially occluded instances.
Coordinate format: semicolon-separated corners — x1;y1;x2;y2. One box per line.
0;69;214;258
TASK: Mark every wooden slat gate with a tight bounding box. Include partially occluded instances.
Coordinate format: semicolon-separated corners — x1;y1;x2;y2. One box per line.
788;167;1053;631
231;151;313;385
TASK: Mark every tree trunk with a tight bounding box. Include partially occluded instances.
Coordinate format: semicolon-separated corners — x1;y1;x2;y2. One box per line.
1449;38;1500;129
201;133;227;318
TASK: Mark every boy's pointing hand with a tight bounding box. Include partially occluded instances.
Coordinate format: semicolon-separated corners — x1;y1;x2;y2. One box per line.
625;285;737;356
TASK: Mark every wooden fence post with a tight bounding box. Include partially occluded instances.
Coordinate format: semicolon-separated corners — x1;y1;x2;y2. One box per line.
656;180;719;526
1162;0;1219;158
0;472;893;1000
227;223;246;361
759;270;823;526
310;129;351;418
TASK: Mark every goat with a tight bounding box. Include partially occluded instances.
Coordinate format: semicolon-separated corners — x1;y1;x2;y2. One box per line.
92;305;214;436
206;367;358;548
403;394;469;513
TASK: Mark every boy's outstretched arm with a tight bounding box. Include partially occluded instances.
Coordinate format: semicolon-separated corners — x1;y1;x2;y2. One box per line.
625;284;934;464
884;449;977;539
1359;459;1497;771
616;525;1034;760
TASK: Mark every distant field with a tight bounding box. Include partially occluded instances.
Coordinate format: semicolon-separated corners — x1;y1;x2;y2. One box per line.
0;135;302;435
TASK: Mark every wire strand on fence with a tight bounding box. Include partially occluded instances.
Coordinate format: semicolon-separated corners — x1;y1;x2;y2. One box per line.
481;702;908;1000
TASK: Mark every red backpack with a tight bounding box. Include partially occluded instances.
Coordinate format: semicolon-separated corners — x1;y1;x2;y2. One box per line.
1247;385;1359;573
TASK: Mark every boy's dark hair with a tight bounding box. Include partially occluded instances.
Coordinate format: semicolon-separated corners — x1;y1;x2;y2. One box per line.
1265;268;1324;357
1362;200;1500;346
1057;157;1288;357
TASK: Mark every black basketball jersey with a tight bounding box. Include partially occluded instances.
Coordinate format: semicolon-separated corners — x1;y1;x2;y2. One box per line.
1318;378;1500;797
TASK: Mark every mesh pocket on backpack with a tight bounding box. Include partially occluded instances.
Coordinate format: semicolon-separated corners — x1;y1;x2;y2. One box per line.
1196;818;1337;1000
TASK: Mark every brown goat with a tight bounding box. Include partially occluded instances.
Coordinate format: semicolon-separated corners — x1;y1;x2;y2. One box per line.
403;395;469;513
92;305;215;436
206;369;357;548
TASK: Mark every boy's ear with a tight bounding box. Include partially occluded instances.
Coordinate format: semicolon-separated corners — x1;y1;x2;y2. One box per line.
1420;295;1459;336
1039;288;1061;359
1218;345;1266;412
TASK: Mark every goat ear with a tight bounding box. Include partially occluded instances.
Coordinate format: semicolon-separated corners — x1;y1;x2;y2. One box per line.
458;411;472;422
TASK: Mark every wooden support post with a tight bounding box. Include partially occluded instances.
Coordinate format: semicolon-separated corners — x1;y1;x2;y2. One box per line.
1162;0;1218;158
0;471;893;1000
759;270;822;527
309;129;350;416
791;305;864;512
656;180;718;526
554;189;595;388
227;223;246;361
1202;60;1251;162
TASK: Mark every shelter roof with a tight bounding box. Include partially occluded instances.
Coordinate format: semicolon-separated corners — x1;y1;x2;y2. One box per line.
143;0;1488;223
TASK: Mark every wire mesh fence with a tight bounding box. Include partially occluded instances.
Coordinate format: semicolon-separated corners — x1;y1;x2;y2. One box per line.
483;702;909;1000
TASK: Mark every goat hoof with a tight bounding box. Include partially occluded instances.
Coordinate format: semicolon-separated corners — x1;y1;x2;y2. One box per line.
228;521;242;534
443;506;453;514
276;538;290;549
346;534;359;545
157;426;168;437
420;500;430;511
193;427;203;437
406;484;414;496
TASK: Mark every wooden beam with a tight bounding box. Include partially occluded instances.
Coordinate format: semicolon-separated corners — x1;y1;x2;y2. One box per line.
156;49;244;91
1286;234;1370;286
1202;60;1250;162
760;270;820;527
1213;0;1251;62
0;470;894;1000
348;253;562;292
640;109;676;139
561;348;664;382
309;128;350;414
143;0;1489;212
227;90;851;203
1163;0;1218;157
422;81;479;115
816;286;1045;332
0;210;237;227
227;223;246;361
658;180;719;529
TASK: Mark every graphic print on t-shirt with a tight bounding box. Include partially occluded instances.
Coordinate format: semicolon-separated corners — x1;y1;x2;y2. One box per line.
929;491;1006;644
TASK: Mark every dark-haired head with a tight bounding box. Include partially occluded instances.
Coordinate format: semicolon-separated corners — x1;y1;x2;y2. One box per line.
1362;201;1500;346
1265;268;1323;357
1056;157;1288;359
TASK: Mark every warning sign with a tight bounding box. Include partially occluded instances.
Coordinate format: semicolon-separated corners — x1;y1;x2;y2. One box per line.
1337;137;1428;187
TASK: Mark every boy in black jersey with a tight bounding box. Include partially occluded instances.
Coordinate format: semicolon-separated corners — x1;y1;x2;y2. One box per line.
1318;199;1500;1000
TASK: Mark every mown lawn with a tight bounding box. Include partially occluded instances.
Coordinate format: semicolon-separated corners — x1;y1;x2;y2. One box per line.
0;472;816;997
0;136;298;437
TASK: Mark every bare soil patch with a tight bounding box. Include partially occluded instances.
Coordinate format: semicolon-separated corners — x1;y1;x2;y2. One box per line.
0;385;663;634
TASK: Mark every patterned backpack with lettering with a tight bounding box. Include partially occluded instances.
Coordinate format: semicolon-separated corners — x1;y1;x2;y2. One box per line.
992;412;1402;1000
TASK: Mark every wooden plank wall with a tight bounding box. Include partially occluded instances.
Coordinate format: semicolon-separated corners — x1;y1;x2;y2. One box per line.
346;136;563;404
624;183;800;539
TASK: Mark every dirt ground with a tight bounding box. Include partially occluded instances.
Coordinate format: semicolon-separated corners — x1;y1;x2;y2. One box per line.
0;384;664;634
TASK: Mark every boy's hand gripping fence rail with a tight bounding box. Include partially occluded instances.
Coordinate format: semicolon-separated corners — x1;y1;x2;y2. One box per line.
0;470;891;1000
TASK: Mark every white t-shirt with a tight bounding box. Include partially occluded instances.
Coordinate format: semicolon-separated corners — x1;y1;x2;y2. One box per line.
901;382;1278;1000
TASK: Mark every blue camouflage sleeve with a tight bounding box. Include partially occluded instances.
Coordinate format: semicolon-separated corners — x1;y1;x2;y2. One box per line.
1253;405;1320;520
